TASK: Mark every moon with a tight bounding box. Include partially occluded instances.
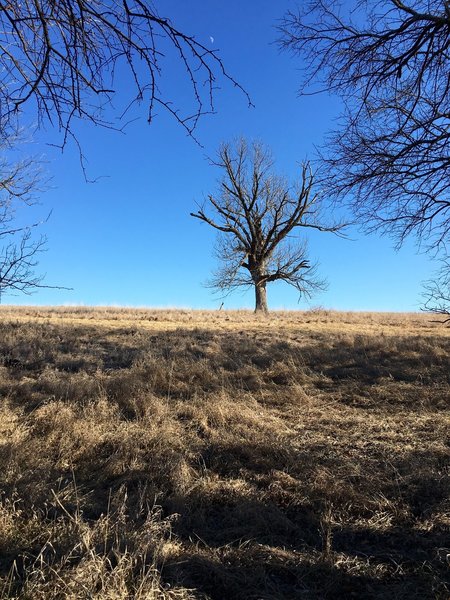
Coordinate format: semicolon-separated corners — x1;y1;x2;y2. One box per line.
209;36;214;44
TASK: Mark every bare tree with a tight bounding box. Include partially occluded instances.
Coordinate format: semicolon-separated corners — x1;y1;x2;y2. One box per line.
0;1;250;146
0;147;64;301
422;259;450;324
279;0;450;253
191;140;345;313
0;229;47;302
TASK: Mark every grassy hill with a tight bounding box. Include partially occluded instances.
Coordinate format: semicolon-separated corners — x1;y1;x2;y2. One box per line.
0;308;448;599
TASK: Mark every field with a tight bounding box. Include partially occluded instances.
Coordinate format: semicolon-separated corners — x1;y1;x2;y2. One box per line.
0;307;449;599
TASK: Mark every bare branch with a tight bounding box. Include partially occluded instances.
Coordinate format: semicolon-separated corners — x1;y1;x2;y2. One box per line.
279;0;450;254
0;139;70;300
422;257;450;323
0;1;251;146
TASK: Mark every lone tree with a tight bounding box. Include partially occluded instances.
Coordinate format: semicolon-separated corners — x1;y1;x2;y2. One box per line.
0;1;250;144
280;0;450;318
191;140;344;313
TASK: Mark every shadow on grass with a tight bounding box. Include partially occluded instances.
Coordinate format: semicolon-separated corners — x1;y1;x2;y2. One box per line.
0;323;449;598
162;548;446;600
0;430;448;598
158;441;449;598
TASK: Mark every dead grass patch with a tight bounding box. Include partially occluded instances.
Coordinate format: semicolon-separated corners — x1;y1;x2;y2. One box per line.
0;308;448;598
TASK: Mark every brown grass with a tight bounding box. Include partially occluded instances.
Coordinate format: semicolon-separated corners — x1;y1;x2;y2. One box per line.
0;307;448;599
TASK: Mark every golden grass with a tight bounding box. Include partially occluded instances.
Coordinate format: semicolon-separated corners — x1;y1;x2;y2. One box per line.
0;307;448;599
1;304;448;333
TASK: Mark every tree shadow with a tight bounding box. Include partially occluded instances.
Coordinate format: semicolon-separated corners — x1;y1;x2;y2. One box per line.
158;437;449;599
162;548;444;600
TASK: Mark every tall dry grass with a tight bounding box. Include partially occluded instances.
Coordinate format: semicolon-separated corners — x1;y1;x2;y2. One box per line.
0;308;448;599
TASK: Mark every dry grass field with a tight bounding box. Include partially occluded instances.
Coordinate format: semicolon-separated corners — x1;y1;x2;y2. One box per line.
0;307;449;599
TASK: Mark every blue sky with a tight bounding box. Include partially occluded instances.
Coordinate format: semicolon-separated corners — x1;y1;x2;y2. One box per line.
6;0;435;310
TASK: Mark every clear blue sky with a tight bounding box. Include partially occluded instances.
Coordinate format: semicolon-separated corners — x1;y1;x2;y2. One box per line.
7;0;435;310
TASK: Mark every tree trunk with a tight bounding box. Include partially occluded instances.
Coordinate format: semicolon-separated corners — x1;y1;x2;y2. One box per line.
254;281;268;313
